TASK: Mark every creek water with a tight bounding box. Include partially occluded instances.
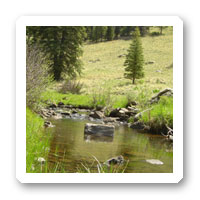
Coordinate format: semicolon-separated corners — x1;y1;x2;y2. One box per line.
47;117;173;173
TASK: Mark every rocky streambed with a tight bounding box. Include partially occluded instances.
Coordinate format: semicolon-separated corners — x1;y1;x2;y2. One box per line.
40;88;173;141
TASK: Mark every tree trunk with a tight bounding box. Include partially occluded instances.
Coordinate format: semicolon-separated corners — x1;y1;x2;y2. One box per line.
132;78;135;84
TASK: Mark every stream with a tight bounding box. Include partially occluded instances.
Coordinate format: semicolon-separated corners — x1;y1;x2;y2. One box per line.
46;116;173;173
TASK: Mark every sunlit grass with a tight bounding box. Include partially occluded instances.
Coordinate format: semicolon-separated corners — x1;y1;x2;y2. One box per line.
142;96;173;129
78;26;173;95
26;107;51;172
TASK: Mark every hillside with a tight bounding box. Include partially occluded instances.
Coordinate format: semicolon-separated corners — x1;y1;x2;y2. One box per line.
78;26;173;96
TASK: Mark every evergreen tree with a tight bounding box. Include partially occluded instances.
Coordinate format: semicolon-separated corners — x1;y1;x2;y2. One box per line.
26;26;86;81
124;27;144;84
120;26;135;37
106;26;114;41
91;26;107;42
99;26;107;42
92;26;100;42
114;26;121;39
139;26;150;37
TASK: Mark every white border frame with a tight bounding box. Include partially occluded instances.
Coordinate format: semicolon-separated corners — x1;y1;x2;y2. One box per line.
16;16;183;183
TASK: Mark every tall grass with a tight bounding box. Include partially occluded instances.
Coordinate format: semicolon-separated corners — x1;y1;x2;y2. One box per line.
77;156;129;173
26;107;50;173
141;96;173;130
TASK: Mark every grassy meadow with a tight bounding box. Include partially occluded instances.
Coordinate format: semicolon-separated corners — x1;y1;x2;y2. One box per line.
27;27;173;173
78;26;173;95
41;26;173;116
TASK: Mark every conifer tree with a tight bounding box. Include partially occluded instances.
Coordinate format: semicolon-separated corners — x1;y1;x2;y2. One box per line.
26;26;86;80
114;26;121;39
124;27;144;84
106;26;114;41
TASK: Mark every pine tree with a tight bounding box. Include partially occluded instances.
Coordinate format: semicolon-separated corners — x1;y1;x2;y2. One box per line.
106;26;114;41
124;27;144;84
114;26;121;39
99;26;107;42
92;26;100;42
26;26;86;80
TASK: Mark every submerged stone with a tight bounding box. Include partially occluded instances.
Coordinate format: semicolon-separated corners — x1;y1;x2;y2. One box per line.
146;159;164;165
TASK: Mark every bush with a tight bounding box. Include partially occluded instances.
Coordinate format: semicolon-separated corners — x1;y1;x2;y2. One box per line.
60;79;84;94
150;31;160;36
26;43;52;110
91;87;113;112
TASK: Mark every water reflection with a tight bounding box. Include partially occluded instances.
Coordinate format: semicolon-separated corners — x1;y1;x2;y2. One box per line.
46;118;173;173
84;134;113;143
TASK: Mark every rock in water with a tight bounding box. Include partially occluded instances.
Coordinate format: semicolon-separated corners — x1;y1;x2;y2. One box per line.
146;159;164;165
89;111;104;119
104;155;124;166
44;121;54;128
84;123;114;137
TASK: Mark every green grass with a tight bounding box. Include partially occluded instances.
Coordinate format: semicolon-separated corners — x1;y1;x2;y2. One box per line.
41;27;172;110
41;90;128;109
77;26;173;95
26;107;50;173
76;156;129;173
141;96;173;130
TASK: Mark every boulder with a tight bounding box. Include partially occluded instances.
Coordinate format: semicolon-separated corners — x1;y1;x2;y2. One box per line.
44;121;54;128
84;123;115;137
104;155;124;167
49;103;57;108
130;121;145;130
109;108;120;117
126;101;137;107
103;117;118;123
89;111;104;119
61;111;71;116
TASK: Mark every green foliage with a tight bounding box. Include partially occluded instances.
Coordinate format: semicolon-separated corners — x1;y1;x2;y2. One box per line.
150;31;160;36
26;26;86;80
60;79;84;94
91;87;113;112
124;27;145;84
92;26;107;42
139;26;150;37
114;26;121;39
106;26;114;41
120;26;134;36
142;96;173;129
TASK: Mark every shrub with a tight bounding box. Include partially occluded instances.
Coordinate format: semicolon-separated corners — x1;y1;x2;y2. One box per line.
91;87;113;112
26;43;52;110
60;79;84;94
150;31;160;36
